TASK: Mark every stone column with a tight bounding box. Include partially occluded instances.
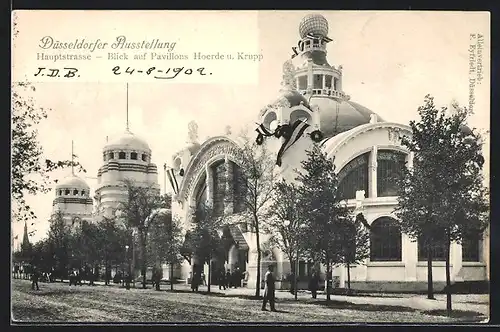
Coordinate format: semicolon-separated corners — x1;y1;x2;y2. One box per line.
205;164;214;206
403;233;417;281
224;156;234;215
368;146;378;198
407;151;414;169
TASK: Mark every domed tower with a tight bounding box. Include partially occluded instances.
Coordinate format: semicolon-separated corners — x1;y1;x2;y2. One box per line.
291;13;382;138
95;84;160;218
95;129;160;217
52;142;94;227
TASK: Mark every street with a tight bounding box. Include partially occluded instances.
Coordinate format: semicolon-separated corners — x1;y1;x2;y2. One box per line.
11;279;488;323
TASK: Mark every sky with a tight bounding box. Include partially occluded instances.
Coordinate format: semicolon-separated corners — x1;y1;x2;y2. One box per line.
11;11;490;245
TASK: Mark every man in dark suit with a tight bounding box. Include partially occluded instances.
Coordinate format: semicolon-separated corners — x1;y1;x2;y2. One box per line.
261;265;277;312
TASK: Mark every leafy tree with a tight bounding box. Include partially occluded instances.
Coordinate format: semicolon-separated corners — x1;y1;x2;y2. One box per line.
338;214;370;294
264;179;306;292
47;211;72;281
296;144;350;303
395;95;489;314
120;179;166;289
148;207;183;291
95;216;127;285
188;203;223;293
231;134;278;297
70;220;101;278
11;82;85;223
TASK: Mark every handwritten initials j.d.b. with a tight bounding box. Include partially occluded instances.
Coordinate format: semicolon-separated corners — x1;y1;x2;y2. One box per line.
34;67;79;78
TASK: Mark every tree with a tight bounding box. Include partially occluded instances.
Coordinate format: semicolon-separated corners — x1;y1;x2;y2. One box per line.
121;179;166;289
148;207;183;291
338;214;370;294
188;203;223;293
11;82;85;223
47;211;72;281
395;95;489;314
296;143;350;303
231;134;278;297
70;220;101;280
96;216;127;285
264;179;306;296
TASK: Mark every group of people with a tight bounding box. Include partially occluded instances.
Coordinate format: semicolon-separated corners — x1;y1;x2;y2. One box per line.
189;265;247;292
217;267;246;290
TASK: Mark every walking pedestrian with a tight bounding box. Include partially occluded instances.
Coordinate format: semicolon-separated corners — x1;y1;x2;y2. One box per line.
261;265;277;312
31;267;40;291
309;270;319;299
218;269;226;290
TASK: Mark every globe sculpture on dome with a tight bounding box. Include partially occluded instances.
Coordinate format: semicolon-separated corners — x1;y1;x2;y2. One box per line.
299;13;329;38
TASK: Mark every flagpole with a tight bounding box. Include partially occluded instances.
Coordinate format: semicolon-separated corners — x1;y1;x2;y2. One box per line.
71;140;74;175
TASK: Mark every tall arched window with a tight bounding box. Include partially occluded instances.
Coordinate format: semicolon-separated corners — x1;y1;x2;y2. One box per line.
118;152;126;159
377;150;406;197
338;153;369;200
195;178;207;212
233;163;247;214
370;217;402;261
418;236;447;261
212;161;226;216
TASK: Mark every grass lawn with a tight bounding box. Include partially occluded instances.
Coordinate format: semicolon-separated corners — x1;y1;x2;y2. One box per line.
11;279;488;323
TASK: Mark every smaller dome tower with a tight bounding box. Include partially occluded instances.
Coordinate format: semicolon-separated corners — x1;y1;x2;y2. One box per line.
51;141;93;227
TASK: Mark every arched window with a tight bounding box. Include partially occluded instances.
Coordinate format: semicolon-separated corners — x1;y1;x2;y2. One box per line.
65;190;70;195
212;161;226;216
195;177;207;211
418;235;447;261
58;190;62;196
118;152;126;159
142;154;148;162
73;189;78;195
81;190;86;196
108;152;114;160
462;234;481;262
338;153;369;200
370;217;402;261
325;75;333;89
233;163;247;214
377;150;406;197
130;152;138;160
290;109;311;124
103;154;106;162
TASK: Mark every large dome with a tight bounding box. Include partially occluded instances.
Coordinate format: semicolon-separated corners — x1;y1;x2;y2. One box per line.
56;175;90;190
299;13;329;39
104;129;150;152
310;97;383;138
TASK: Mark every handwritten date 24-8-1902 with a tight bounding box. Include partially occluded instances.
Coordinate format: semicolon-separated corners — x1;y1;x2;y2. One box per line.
112;66;212;79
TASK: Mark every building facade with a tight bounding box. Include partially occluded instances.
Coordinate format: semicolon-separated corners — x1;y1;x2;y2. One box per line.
169;13;488;291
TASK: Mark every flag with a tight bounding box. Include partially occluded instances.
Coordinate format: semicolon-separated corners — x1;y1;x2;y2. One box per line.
255;123;274;145
166;167;180;195
276;119;310;166
255;123;274;137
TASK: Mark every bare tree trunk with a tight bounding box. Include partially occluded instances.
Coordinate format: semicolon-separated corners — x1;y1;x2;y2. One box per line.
427;243;435;300
347;262;351;295
170;262;174;291
141;232;147;289
326;260;331;303
255;219;261;298
104;257;109;286
445;233;452;316
208;257;211;293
